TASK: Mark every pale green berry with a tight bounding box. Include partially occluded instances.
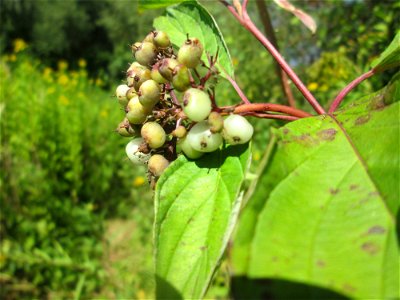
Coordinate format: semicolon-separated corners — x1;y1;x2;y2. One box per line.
172;64;190;92
182;88;212;122
131;42;142;55
141;122;166;149
148;154;169;177
178;38;203;68
153;31;171;48
126;97;151;124
116;84;130;106
125;138;150;165
222;114;254;145
117;118;137;137
132;69;152;91
143;32;155;43
172;126;187;138
139;79;161;109
177;136;204;159
126;87;137;101
208;112;224;133
158;58;179;81
135;42;157;66
187;121;222;153
151;61;168;84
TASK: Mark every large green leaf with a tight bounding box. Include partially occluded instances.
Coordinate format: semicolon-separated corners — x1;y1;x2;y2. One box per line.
154;144;251;299
371;31;400;71
153;1;234;78
138;0;186;12
231;77;399;298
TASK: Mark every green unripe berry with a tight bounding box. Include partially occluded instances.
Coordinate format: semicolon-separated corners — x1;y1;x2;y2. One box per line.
222;114;254;145
153;31;171;48
151;62;168;84
182;88;212;122
116;84;130;106
148;154;169;177
131;42;142;55
125;138;151;165
172;64;191;92
143;32;155;43
141;122;166;149
159;58;179;81
132;69;152;91
135;42;157;66
208;112;224;133
187;121;223;153
126;87;137;101
178;38;204;68
172;125;187;138
177;136;204;159
117;118;137;137
139;79;161;109
126;97;151;124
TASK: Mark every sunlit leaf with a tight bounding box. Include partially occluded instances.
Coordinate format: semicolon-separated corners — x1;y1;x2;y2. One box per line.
155;144;251;299
138;0;186;12
371;31;400;71
153;1;234;78
231;76;399;298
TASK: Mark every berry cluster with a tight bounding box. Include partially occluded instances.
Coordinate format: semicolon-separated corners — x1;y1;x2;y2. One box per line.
114;30;254;184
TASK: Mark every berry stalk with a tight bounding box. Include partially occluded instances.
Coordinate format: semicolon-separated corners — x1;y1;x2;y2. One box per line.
232;103;312;118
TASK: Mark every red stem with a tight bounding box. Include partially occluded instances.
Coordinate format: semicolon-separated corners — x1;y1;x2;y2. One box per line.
225;72;251;104
329;69;375;113
220;0;325;115
240;112;299;121
233;103;312;118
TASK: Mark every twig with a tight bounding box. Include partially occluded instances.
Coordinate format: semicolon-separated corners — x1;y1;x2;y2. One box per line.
240;112;299;121
329;69;375;113
233;102;312;118
220;0;326;115
224;72;251;104
255;0;296;108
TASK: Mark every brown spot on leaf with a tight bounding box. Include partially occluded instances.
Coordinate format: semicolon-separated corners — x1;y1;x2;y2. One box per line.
316;260;326;268
200;246;208;251
368;191;379;197
368;225;386;235
329;188;339;195
361;242;380;255
317;128;337;141
355;114;370;125
371;98;385;111
271;256;278;262
283;128;290;134
349;184;358;191
342;283;356;293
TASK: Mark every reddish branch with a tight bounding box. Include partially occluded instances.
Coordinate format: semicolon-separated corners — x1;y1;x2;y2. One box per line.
329;69;375;113
255;0;296;108
233;103;312;118
220;0;325;115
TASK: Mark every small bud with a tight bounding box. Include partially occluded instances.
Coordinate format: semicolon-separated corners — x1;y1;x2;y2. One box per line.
172;126;187;138
117;118;137;137
139;79;161;109
158;58;179;81
151;61;168;84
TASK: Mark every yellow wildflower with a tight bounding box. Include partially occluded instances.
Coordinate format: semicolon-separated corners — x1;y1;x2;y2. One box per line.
57;74;69;86
58;60;68;71
58;95;70;105
13;38;27;53
100;109;108;118
307;82;319;91
133;176;146;187
78;58;87;68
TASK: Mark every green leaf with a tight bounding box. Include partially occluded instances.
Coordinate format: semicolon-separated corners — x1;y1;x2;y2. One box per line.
371;31;400;71
154;144;251;299
153;1;234;78
138;0;186;12
231;77;399;298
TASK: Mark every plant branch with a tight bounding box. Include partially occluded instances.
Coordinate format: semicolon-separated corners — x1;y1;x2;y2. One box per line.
224;72;251;104
233;102;312;118
240;112;299;121
220;0;326;115
255;0;296;108
329;69;375;113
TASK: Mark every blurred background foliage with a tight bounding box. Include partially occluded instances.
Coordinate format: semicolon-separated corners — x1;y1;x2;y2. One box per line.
0;0;398;299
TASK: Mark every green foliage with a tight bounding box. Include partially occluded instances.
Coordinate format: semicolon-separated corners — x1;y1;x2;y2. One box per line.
371;31;400;71
0;53;152;299
231;77;399;298
154;144;251;299
153;1;234;78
